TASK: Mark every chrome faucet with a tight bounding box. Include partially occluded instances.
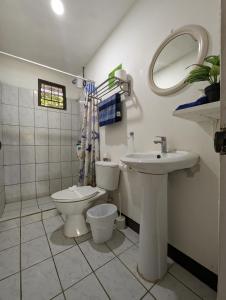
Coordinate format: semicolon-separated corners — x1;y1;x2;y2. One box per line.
153;136;167;153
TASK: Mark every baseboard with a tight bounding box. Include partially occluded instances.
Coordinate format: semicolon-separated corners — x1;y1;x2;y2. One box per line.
123;214;218;291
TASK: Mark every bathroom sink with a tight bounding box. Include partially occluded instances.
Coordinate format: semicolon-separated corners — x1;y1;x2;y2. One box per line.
121;151;199;174
120;150;199;282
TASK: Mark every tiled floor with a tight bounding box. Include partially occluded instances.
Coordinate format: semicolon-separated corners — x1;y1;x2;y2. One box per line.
0;196;57;222
0;212;217;300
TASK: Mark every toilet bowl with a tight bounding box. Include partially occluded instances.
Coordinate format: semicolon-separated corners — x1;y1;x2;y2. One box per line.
51;161;120;238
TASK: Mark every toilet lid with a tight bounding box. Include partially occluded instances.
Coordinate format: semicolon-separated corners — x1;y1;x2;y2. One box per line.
51;185;99;202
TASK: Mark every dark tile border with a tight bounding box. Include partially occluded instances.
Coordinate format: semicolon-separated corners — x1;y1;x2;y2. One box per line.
123;214;218;291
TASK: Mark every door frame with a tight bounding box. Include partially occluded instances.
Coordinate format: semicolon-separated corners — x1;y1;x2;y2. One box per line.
217;1;226;298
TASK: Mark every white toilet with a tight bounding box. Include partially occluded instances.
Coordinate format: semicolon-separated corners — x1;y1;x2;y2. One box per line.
51;161;120;238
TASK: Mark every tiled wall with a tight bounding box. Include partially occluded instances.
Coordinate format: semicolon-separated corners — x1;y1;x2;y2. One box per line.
0;83;5;213
1;82;81;203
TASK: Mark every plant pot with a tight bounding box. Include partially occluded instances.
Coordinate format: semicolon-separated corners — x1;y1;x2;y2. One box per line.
204;83;220;102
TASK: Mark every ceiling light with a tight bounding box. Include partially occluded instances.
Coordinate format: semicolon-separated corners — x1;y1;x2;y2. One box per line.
51;0;64;15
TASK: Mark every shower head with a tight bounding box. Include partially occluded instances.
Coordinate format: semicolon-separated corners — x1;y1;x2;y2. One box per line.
72;76;95;89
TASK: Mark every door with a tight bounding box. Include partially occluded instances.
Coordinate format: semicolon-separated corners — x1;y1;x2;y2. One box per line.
217;1;226;298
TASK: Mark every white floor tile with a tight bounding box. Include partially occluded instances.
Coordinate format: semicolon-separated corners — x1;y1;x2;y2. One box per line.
21;206;41;217
52;294;65;300
21;221;45;243
75;231;92;245
21;213;41;226
0;210;20;221
0;273;20;300
43;215;64;233
21;236;51;269
80;239;115;270
37;196;53;206
0;218;20;232
150;273;201;300
54;246;92;290
47;228;76;255
119;244;153;289
0;227;20;251
169;264;217;300
39;202;56;211
120;227;139;244
142;293;155;300
95;258;146;300
4;202;21;213
21;199;38;208
65;273;108;300
42;208;59;220
22;258;62;300
106;230;133;255
0;246;20;280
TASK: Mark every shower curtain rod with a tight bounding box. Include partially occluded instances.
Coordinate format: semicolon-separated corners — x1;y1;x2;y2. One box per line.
0;51;94;84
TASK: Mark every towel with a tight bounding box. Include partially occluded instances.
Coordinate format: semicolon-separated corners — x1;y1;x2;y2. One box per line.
98;93;122;127
175;96;208;110
68;185;99;200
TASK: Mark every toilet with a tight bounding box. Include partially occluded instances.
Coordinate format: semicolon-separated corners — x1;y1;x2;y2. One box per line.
51;161;120;238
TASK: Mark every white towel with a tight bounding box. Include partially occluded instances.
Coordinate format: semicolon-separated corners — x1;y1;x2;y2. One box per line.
68;185;98;199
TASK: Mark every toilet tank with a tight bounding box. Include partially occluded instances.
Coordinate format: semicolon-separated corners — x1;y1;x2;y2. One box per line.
95;161;120;191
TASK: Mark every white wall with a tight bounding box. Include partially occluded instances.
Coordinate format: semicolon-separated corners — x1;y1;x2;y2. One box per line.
0;53;81;99
86;0;220;273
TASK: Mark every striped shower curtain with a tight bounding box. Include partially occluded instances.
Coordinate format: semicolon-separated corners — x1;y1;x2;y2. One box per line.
79;83;100;186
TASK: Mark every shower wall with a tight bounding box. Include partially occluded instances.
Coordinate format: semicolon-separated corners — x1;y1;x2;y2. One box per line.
1;82;81;204
0;83;5;214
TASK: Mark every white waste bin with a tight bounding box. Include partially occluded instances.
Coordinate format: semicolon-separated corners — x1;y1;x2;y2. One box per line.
86;203;118;244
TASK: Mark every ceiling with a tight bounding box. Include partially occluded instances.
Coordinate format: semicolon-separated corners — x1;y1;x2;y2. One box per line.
0;0;136;74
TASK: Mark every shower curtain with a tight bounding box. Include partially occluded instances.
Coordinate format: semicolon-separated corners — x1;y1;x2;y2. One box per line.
78;83;100;186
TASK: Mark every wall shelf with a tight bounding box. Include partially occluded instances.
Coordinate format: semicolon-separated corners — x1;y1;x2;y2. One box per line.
173;101;220;122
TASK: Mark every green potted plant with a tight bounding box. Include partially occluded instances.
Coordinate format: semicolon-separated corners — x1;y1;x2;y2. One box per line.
185;55;220;102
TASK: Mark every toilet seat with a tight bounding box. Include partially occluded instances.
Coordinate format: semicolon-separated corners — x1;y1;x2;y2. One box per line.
51;186;103;203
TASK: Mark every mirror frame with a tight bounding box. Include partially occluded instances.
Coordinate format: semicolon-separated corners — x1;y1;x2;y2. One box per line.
149;25;209;96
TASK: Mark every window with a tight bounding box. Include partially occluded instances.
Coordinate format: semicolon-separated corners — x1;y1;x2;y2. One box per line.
38;79;66;110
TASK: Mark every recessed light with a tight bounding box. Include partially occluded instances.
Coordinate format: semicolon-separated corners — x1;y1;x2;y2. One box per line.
51;0;64;15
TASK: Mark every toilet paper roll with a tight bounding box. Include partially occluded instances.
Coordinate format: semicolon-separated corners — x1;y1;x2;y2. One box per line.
115;69;127;81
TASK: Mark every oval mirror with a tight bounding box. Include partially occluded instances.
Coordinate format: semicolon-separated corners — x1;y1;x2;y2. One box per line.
149;25;209;96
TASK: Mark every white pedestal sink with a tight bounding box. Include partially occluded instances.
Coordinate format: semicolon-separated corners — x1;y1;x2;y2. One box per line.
120;151;199;282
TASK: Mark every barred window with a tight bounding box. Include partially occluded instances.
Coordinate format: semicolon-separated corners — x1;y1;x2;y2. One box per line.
38;79;66;110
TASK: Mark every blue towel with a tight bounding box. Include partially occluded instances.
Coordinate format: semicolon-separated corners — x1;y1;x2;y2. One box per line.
98;93;122;127
176;96;208;110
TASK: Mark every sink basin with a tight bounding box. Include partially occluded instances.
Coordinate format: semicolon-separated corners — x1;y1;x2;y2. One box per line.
121;151;199;174
120;150;199;282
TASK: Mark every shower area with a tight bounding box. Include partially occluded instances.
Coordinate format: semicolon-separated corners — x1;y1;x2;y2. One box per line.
0;81;81;222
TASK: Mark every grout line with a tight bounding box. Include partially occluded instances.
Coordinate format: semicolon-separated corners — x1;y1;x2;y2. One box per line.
0;270;21;284
0;214;20;223
46;107;51;197
20;233;46;246
49;292;65;300
109;241;134;257
167;272;203;299
104;242;150;293
18;96;23;300
0;242;21;254
58;219;148;296
139;291;157;300
40;215;67;300
116;228;139;246
20;256;51;273
74;237;111;300
61;271;93;295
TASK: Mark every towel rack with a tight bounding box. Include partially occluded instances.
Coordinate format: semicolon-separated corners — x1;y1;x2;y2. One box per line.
88;76;131;103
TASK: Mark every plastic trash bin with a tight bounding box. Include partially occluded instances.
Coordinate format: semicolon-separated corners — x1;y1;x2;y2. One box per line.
86;203;118;243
